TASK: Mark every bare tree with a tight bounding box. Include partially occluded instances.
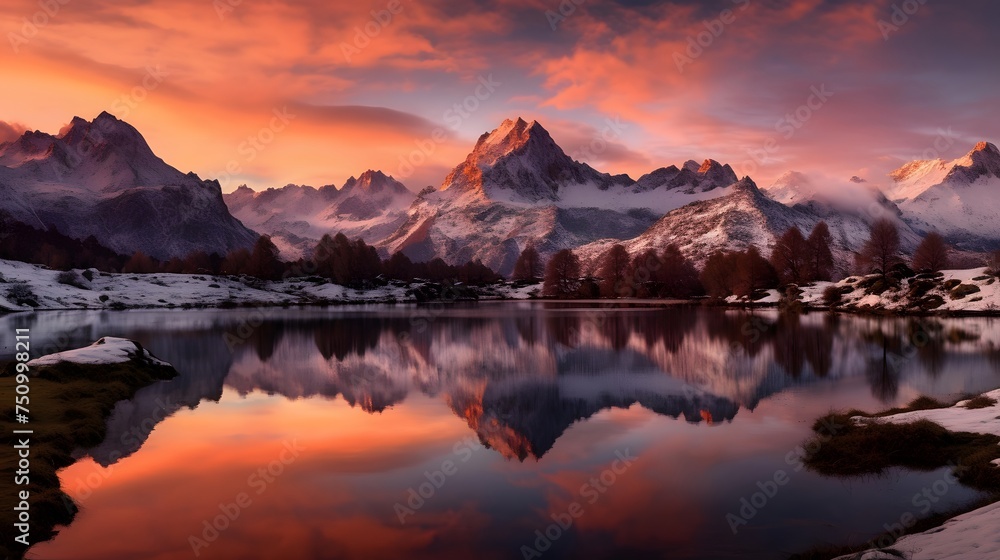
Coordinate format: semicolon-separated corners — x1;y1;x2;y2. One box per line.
627;248;662;297
857;218;902;276
771;227;810;285
512;241;542;281
912;232;950;272
658;244;702;298
597;244;631;298
701;251;738;299
806;221;835;281
736;247;779;299
543;249;582;298
122;250;157;274
246;235;283;280
220;248;251;275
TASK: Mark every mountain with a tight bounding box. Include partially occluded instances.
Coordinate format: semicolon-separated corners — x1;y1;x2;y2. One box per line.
634;159;737;194
577;176;920;274
0;112;257;259
888;141;1000;250
225;170;415;259
381;118;740;275
440;117;632;203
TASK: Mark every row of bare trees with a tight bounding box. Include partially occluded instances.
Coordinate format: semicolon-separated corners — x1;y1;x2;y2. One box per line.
528;218;961;300
120;233;499;288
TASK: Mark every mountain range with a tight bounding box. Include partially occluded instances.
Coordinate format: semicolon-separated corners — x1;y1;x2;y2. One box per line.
0;112;256;260
4;112;999;273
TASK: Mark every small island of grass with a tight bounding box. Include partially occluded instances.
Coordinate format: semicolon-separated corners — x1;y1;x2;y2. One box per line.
0;337;177;560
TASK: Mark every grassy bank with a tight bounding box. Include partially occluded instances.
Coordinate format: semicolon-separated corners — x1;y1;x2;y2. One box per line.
791;395;1000;559
0;348;176;559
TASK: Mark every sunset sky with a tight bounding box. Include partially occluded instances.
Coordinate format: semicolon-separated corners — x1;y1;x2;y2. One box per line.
1;0;997;192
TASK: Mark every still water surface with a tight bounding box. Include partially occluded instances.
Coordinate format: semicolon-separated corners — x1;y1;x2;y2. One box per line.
6;303;1000;559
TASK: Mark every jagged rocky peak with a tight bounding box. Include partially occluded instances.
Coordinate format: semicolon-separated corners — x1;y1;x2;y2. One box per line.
973;141;999;154
635;158;739;193
342;169;408;194
441;117;624;202
59;111;146;149
944;140;1000;184
469;117;559;165
697;158;738;185
849;176;866;184
682;159;701;173
731;176;760;195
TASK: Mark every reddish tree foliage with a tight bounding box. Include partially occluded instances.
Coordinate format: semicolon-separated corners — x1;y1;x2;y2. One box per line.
701;251;738;298
912;232;950;272
220;248;251;275
626;248;662;297
122;251;158;274
806;221;835;281
543;249;581;298
512;241;542;281
597;244;631;298
770;227;809;285
246;236;284;280
735;247;779;298
857;218;902;275
658;244;702;298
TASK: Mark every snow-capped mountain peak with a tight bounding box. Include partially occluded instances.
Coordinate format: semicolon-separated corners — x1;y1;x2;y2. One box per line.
0;113;257;259
634;158;737;194
944;140;1000;184
341;169;409;196
888;141;1000;250
440;117;627;203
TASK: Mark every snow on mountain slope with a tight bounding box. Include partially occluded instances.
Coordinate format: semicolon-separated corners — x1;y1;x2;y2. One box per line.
441;117;633;203
225;170;415;259
381;118;741;275
577;176;920;275
0;112;257;259
886;142;1000;250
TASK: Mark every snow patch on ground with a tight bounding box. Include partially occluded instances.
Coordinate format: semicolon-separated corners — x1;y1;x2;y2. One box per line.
0;259;539;311
799;268;1000;313
835;389;1000;560
28;336;169;367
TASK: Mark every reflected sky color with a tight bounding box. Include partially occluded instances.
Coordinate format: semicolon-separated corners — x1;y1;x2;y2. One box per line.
8;305;997;559
1;0;998;190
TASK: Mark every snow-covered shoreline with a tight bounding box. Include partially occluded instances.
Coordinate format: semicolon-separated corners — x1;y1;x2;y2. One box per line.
5;257;1000;316
832;389;1000;560
730;267;1000;315
0;259;537;311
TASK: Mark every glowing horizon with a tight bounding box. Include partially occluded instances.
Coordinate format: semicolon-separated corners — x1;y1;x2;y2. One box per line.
1;0;996;192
